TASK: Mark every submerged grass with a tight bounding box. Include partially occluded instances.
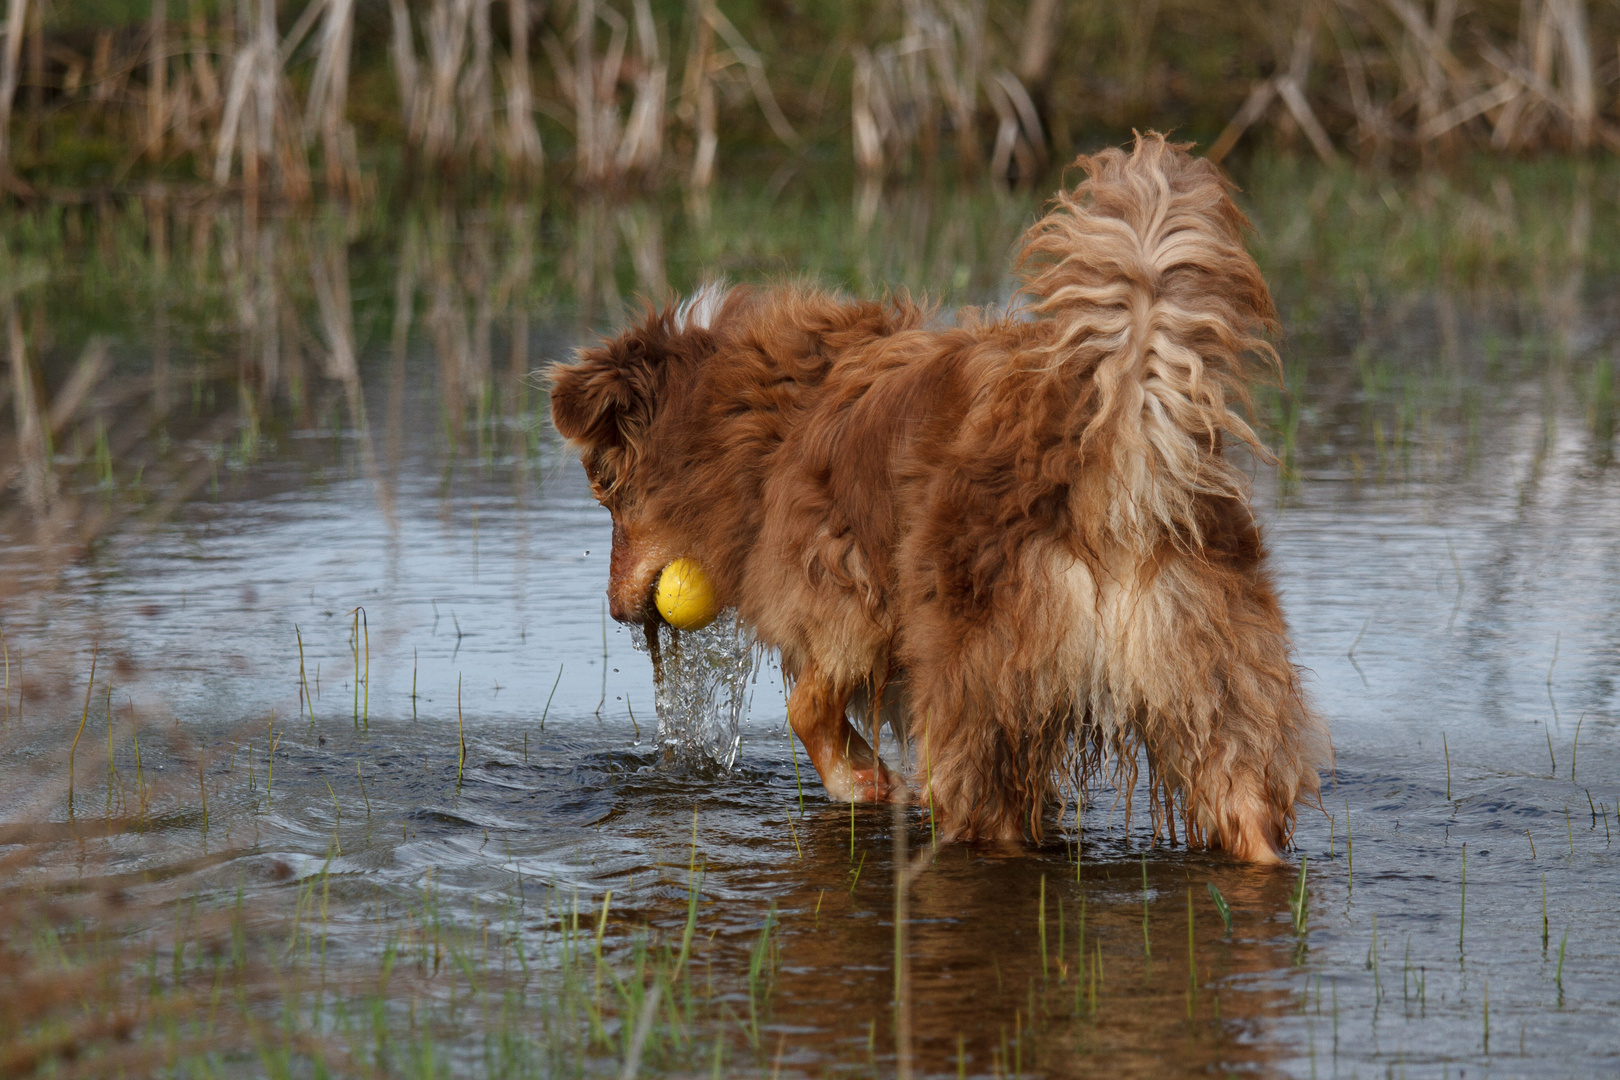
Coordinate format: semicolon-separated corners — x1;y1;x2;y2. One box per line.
296;626;312;725
457;673;467;784
541;665;563;733
0;842;790;1079
66;643;97;818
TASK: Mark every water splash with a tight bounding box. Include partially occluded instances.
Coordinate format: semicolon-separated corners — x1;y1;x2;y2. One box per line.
632;612;756;771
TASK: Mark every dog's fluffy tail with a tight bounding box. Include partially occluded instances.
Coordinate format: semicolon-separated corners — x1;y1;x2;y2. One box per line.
1018;131;1278;550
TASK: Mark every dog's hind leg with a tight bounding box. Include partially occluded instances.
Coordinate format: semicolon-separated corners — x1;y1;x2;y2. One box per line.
1130;612;1330;865
915;705;1068;845
1149;737;1288;864
789;662;903;803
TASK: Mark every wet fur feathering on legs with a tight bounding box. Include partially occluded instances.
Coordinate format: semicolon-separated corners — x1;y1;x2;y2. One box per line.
548;133;1332;863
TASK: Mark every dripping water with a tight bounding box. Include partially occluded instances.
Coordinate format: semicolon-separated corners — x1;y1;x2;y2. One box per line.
635;612;756;770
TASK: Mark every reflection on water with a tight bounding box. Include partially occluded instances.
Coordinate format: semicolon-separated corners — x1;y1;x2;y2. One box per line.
1;163;1619;1076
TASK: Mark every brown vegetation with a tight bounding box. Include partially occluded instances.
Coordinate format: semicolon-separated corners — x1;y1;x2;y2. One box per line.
0;1;1616;200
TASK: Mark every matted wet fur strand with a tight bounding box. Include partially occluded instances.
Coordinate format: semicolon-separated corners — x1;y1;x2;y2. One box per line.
549;133;1331;863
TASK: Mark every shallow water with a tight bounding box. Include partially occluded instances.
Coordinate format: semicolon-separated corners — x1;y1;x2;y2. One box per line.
2;167;1618;1077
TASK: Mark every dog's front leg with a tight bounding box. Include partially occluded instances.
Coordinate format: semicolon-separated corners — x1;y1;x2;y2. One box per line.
788;663;903;803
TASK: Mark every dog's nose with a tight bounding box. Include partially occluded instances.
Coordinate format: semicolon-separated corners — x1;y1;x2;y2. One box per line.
607;580;659;625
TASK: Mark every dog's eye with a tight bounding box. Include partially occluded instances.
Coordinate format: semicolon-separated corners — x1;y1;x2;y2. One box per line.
586;471;619;508
582;449;626;508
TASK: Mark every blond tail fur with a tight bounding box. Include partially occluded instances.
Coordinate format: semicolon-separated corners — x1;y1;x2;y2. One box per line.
1018;132;1279;553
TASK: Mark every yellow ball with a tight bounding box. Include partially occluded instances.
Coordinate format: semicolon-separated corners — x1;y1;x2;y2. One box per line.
655;558;720;631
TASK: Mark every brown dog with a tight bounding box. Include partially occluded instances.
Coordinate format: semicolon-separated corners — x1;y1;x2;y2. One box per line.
550;134;1329;862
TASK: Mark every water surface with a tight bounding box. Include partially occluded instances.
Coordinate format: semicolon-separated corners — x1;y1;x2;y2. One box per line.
2;166;1618;1077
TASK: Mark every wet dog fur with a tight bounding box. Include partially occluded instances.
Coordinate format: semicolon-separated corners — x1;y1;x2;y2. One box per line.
549;134;1330;862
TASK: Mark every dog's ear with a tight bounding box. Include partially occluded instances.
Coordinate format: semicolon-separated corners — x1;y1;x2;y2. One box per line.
548;318;669;451
548;349;637;449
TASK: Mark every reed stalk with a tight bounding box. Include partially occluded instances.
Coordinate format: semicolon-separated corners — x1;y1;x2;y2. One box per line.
1037;874;1047;980
504;0;543;176
265;729;280;806
1075;809;1082;881
1140;854;1150;960
146;0;168;162
1290;855;1309;935
387;0;422;146
189;0;220;115
1443;731;1451;799
105;688;118;814
462;0;495;168
0;0;29;181
307;0;361;197
360;607;369;726
1055;897;1065;981
541;663;562;732
892;791;912;1079
351;608;361;726
617;0;666;176
684;0;716;187
1368;913;1380;1000
1077;893;1086;971
1571;712;1584;780
68;642;98;816
596;601;607;718
789;728;804;816
1542;873;1549;950
1207;882;1232;934
132;722;146;818
1091;938;1102;1015
850;783;860;865
297;624;311;723
421;0;470;164
1186;888;1197;1005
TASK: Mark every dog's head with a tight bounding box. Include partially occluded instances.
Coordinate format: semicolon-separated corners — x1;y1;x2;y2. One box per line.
548;286;733;624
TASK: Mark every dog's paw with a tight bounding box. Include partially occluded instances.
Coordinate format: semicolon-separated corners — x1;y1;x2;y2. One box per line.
822;759;906;803
1213;788;1287;864
1225;831;1284;865
848;764;907;803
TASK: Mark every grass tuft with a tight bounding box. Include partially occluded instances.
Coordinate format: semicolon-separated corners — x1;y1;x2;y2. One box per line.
1207;883;1232;935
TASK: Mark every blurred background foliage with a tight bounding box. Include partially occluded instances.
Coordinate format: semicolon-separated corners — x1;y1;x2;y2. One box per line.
1;0;1617;198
